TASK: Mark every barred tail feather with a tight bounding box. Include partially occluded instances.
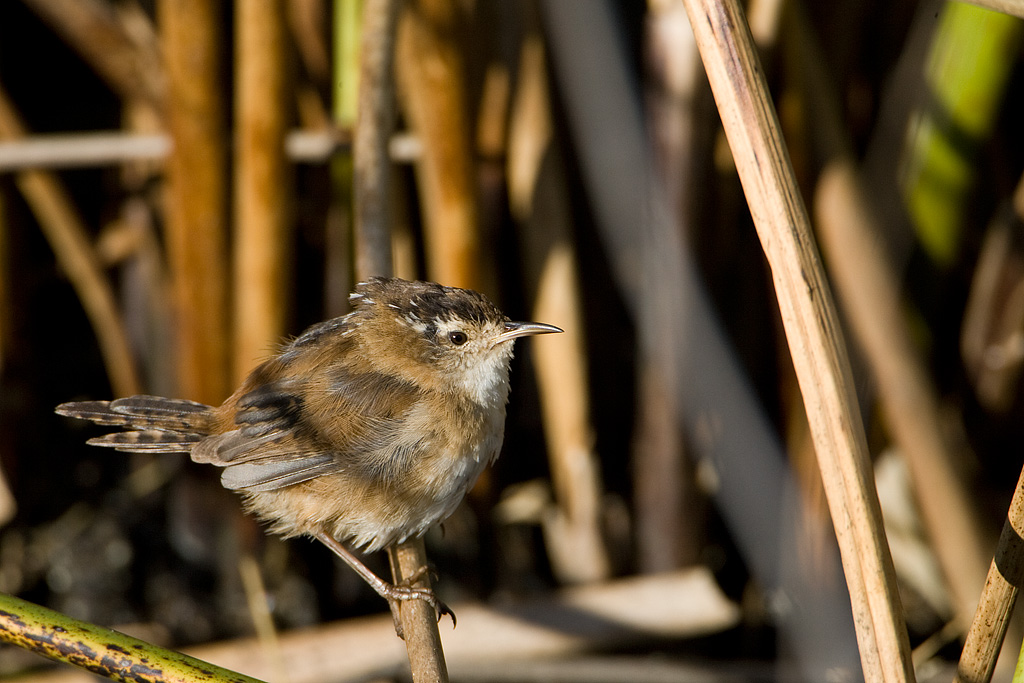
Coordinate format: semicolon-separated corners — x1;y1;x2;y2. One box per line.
57;395;215;454
55;400;135;426
87;430;203;453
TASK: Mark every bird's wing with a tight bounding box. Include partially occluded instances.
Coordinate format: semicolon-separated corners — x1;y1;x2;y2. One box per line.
192;369;425;492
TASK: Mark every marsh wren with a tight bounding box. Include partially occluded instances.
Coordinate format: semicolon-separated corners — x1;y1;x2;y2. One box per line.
57;277;561;620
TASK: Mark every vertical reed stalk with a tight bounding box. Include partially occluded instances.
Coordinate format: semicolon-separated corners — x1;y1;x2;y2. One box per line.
507;34;609;583
395;0;480;288
353;0;399;278
352;0;449;679
160;0;230;403
234;0;292;383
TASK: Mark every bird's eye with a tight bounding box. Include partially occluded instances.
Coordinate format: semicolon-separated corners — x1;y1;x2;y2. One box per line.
448;331;468;345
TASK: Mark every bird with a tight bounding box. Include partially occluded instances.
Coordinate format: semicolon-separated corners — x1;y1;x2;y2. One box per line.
56;276;561;625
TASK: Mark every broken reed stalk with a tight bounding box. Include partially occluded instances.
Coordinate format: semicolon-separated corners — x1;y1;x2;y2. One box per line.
233;0;292;385
353;0;449;679
679;0;914;681
160;0;230;404
0;86;141;397
954;465;1024;683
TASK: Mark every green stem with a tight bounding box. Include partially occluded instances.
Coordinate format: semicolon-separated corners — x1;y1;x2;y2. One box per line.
0;592;266;683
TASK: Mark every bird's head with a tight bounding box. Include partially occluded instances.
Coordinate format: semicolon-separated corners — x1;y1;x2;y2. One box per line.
349;278;561;406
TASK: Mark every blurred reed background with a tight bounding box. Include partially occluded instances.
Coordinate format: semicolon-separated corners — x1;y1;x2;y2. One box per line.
0;1;1021;681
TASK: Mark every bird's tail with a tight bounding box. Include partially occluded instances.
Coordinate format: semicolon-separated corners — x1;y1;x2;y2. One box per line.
56;395;216;453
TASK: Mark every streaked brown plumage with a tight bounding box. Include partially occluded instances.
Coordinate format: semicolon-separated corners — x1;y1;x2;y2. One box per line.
57;277;561;622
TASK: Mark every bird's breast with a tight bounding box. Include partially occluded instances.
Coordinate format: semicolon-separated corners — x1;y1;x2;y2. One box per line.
405;395;504;497
245;393;507;552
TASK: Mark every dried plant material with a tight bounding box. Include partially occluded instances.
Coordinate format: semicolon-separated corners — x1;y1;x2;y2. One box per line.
508;33;609;584
0;86;140;397
962;196;1024;412
395;0;481;289
6;569;737;683
681;0;914;679
233;0;293;384
160;0;230;404
22;0;165;111
955;466;1024;683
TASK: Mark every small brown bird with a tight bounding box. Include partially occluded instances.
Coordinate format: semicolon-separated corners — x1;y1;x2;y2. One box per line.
57;277;560;621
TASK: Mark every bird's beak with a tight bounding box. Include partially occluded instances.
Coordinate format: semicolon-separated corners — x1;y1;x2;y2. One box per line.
494;321;563;344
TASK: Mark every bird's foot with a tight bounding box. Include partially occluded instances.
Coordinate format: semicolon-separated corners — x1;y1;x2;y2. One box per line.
383;582;456;638
312;533;455;637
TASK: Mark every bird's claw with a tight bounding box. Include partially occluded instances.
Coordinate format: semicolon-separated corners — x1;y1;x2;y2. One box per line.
385;584;456;638
396;563;440;587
